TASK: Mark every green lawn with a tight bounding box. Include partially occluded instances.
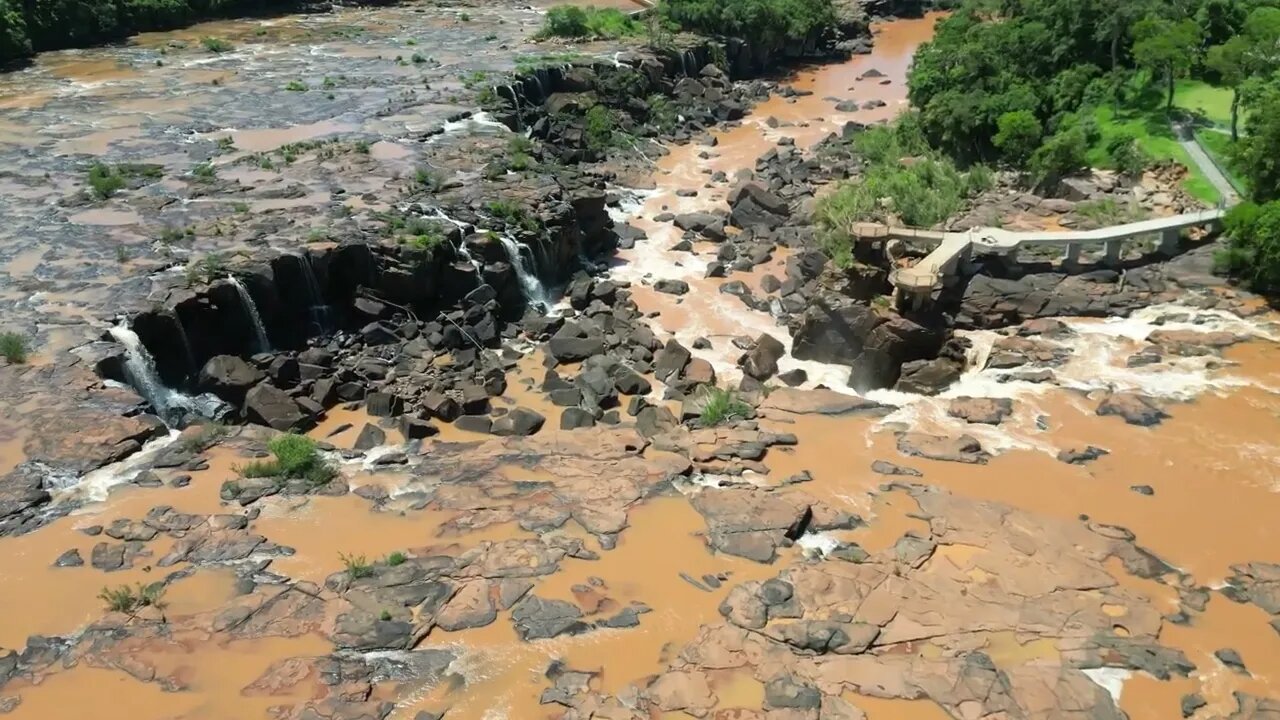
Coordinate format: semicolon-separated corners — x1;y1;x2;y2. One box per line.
1173;79;1235;128
1087;103;1221;204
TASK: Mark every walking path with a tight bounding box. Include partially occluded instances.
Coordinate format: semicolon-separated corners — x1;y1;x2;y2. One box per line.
884;124;1241;299
1174;121;1241;205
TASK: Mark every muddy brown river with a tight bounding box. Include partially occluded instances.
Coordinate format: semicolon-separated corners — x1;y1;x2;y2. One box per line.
2;5;1280;720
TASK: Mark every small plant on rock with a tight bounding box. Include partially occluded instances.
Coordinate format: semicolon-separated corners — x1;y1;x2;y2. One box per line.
285;80;308;92
99;582;166;613
698;386;751;427
87;162;125;200
0;332;29;364
237;433;338;487
386;551;407;566
191;162;217;180
340;552;374;578
201;36;233;53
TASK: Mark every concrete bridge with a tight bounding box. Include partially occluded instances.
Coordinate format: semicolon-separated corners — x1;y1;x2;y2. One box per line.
867;207;1227;303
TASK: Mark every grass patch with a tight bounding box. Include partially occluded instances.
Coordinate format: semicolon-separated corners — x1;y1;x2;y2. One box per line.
1173;79;1236;128
99;583;166;613
537;5;640;40
0;332;29;363
386;551;407;566
201;36;233;53
1086;81;1222;205
237;433;338;487
191;162;216;180
284;80;308;92
698;386;751;427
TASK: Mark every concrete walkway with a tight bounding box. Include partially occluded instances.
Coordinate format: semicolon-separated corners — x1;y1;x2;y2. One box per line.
1174;121;1241;205
888;208;1227;294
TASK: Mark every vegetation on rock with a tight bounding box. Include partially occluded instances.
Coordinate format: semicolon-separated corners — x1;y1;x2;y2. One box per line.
661;0;836;54
537;5;639;40
0;331;28;363
237;433;337;487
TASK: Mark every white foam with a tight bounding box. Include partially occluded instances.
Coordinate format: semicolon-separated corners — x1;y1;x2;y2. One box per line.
68;429;182;502
797;531;841;558
1081;667;1131;704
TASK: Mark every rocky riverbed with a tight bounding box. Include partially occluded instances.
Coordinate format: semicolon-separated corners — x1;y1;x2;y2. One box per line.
2;2;1280;719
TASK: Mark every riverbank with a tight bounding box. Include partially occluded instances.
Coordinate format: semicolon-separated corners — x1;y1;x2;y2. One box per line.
1;3;1280;720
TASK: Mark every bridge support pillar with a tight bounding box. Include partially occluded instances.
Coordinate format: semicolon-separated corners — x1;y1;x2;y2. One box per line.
1103;240;1123;266
1159;228;1181;256
1063;243;1082;266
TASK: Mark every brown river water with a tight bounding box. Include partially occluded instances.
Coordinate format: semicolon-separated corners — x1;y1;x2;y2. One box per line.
2;8;1280;720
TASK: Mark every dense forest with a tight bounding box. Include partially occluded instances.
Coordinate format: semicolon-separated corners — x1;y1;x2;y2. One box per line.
0;0;304;63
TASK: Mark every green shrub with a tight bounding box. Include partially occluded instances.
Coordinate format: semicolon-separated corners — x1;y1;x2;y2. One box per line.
584;104;617;152
816;122;992;266
386;551;407;566
698;386;751;427
284;80;307;92
415;165;442;190
191;162;216;179
184;253;226;287
87;162;125;199
1216;201;1280;293
237;433;337;486
993;110;1042;165
200;36;232;52
661;0;835;53
1105;131;1148;177
1029;126;1089;186
538;5;640;40
0;332;28;363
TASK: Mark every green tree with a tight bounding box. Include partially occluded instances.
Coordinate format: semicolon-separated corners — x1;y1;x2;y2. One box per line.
0;0;30;61
1205;8;1280;140
1231;82;1280;201
1029;125;1089;185
993;109;1042;164
1217;200;1280;292
1132;17;1203;112
1094;0;1154;69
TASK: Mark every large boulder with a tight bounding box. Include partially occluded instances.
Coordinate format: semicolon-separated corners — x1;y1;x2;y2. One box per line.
244;383;308;431
894;358;962;396
789;301;882;365
740;333;786;381
728;183;790;230
198;355;265;404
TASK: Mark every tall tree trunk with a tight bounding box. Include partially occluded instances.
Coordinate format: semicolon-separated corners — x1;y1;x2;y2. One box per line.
1110;29;1119;69
1165;68;1175;112
1230;88;1239;141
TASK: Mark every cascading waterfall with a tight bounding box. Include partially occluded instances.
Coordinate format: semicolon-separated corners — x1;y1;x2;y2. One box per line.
497;233;548;307
426;208;484;273
108;323;228;426
298;254;333;334
228;276;271;353
505;85;523;132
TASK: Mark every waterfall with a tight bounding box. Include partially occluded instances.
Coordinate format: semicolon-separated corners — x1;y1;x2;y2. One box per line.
497;233;548;307
228;276;271;353
298;254;333;334
108;323;229;426
505;85;523;132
